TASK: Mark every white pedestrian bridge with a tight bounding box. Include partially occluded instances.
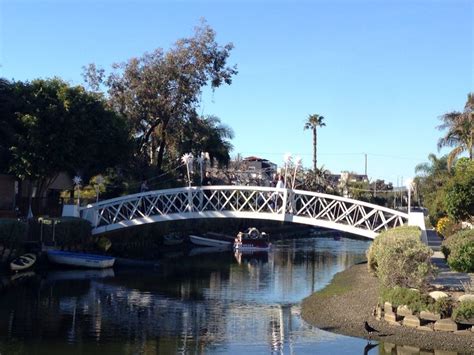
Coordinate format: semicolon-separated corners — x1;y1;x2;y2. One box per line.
77;185;425;239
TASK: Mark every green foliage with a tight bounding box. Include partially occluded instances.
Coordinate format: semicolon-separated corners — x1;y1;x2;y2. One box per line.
379;287;431;313
6;78;131;195
452;300;474;322
444;158;474;221
367;226;434;289
414;154;451;226
367;226;422;272
304;113;326;172
0;219;27;258
428;297;453;318
437;93;474;170
442;229;474;272
169;115;234;167
83;21;237;172
39;217;92;250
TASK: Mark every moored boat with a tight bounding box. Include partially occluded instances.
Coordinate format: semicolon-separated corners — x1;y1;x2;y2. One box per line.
46;250;115;269
234;228;271;251
10;253;37;272
189;232;234;248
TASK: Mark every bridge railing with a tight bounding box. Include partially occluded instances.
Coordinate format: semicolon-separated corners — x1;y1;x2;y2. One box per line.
288;189;408;233
79;186;409;237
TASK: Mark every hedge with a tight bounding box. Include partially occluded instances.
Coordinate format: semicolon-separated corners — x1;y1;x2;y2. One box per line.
0;219;27;258
442;229;474;273
39;217;92;250
366;226;434;289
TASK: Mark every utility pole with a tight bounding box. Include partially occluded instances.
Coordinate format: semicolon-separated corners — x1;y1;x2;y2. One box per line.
364;153;367;177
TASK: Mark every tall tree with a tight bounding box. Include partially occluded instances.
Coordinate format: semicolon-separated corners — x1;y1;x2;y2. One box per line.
8;78;131;197
83;21;237;172
437;93;474;169
0;78;18;171
304;114;326;171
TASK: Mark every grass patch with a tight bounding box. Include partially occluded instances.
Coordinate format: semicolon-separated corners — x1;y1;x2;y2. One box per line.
314;271;354;298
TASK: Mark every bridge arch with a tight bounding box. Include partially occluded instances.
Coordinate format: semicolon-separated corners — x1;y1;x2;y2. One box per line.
79;186;414;239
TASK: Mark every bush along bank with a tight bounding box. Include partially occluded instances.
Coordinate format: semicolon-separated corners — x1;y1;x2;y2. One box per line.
369;226;474;332
441;228;474;273
0;219;27;261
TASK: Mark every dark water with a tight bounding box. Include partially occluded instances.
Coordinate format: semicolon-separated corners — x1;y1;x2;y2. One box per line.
1;235;375;354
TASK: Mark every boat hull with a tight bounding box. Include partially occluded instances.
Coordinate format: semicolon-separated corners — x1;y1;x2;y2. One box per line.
47;250;115;269
10;253;37;271
234;242;271;251
189;235;232;247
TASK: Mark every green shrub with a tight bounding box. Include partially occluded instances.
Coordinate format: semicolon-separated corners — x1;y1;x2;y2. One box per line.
366;226;422;273
0;219;27;258
428;297;454;318
442;229;474;272
40;217;92;250
367;226;434;289
452;300;474;323
379;287;431;313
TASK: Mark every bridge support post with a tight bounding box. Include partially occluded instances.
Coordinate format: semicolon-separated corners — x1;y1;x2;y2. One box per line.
281;188;288;218
408;212;427;244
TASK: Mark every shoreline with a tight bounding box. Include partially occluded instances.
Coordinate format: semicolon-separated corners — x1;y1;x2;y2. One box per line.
300;263;474;352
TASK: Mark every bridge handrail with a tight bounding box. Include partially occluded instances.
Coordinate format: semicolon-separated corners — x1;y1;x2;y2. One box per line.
80;185;408;219
79;185;282;210
291;188;409;218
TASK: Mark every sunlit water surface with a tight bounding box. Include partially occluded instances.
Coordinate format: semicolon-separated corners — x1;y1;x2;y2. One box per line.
0;234;376;354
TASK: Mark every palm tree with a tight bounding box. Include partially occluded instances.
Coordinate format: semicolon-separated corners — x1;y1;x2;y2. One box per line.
437;93;474;170
414;153;449;176
304;114;326;172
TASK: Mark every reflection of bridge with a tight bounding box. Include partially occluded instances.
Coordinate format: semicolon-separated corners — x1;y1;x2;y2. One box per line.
79;186;424;239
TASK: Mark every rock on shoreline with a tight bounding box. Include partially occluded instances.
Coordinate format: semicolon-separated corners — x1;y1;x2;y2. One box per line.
300;263;474;353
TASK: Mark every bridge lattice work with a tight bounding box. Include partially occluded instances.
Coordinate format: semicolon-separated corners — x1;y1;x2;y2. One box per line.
80;186;409;238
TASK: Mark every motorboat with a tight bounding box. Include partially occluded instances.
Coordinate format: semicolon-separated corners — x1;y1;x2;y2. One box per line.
10;253;37;272
234;228;271;251
189;232;234;248
46;250;115;269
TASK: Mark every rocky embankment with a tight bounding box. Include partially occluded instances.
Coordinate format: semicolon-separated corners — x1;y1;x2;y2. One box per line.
301;263;474;353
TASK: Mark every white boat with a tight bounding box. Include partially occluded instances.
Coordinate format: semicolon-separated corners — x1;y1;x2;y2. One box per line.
47;250;115;269
10;253;37;271
189;233;233;247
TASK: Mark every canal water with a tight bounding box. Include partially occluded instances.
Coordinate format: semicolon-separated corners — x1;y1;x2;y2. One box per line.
0;234;375;354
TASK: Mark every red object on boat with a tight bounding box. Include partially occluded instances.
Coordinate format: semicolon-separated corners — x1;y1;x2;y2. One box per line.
234;228;271;251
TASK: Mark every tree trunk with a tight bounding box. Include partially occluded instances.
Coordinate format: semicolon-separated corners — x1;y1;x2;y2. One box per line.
156;120;169;172
313;128;317;172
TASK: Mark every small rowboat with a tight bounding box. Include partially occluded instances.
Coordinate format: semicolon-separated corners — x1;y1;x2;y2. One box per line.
234;228;271;251
10;253;37;272
189;233;233;247
47;250;115;269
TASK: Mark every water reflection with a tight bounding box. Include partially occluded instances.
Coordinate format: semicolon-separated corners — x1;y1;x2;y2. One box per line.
378;342;470;355
0;236;376;354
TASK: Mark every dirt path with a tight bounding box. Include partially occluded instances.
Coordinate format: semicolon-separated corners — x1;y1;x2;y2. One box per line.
301;263;474;352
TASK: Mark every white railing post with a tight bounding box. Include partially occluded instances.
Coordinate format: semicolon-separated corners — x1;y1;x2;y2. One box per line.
187;188;193;212
281;188;288;217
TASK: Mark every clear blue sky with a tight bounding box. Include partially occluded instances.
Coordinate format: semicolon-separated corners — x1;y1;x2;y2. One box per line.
1;0;472;185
